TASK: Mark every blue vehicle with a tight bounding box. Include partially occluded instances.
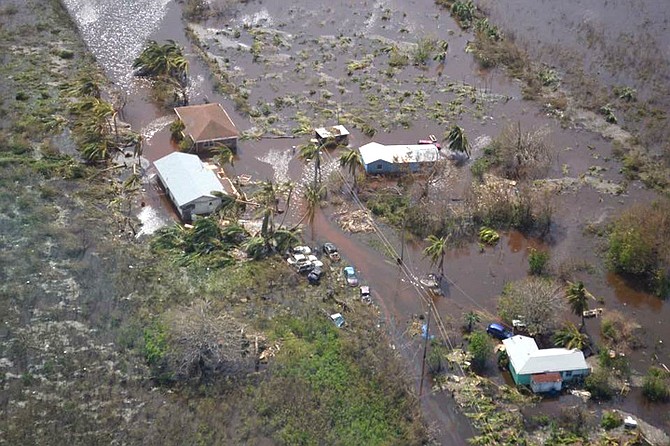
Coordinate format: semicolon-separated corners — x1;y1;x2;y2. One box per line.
486;322;514;340
343;266;359;287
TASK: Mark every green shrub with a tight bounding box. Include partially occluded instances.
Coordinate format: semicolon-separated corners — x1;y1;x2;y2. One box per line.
143;323;168;366
170;119;185;142
468;331;492;372
601;410;623;430
15;91;29;101
470;157;491;181
584;369;614;400
642;367;670;402
58;49;75;59
607;224;655;276
528;248;550;275
597;348;630;377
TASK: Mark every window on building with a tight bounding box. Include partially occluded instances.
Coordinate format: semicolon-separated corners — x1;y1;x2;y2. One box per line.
564;371;572;377
376;163;382;170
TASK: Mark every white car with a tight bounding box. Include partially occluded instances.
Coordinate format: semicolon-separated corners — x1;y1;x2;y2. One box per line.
330;313;345;328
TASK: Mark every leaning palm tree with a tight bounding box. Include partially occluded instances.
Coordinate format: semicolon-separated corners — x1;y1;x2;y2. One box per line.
339;148;364;193
463;311;481;333
423;234;449;282
553;323;589;350
445;124;470;158
213;144;235;174
566;281;589;329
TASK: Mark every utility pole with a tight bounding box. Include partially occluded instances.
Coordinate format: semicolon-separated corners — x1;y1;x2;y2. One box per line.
399;212;407;265
419;304;432;398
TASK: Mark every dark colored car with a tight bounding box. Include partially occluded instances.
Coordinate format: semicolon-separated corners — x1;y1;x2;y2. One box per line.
486;323;514;340
322;242;341;261
307;267;323;285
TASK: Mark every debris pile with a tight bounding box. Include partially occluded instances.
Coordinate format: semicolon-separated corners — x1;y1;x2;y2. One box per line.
336;209;374;233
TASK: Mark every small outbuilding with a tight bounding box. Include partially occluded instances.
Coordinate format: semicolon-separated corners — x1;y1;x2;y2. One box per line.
503;335;590;393
174;103;239;152
358;142;440;174
154;152;227;221
315;125;350;146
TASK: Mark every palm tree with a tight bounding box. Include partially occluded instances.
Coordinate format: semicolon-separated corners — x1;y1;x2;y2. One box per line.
339;148;364;193
423;234;449;282
463;311;481;333
566;281;589;329
553;323;589;350
302;183;325;240
298;141;323;187
213;144;235;177
445;124;470;158
133;40;188;85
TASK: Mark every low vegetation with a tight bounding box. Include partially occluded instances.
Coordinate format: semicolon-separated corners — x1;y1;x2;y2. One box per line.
606;200;670;298
642;367;670;403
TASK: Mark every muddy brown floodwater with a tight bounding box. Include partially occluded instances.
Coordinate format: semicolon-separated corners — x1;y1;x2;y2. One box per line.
61;0;670;440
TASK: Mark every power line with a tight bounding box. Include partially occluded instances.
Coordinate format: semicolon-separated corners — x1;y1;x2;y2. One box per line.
318;146;501;440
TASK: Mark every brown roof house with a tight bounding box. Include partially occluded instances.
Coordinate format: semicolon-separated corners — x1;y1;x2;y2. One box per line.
174;103;239;152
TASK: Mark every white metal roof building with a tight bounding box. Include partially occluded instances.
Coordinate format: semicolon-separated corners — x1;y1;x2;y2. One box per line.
358;142;440;174
502;335;590;387
315;125;350;145
154;152;227;221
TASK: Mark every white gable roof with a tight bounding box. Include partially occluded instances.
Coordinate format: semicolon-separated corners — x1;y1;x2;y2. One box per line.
503;335;588;375
359;142;439;165
154;152;226;208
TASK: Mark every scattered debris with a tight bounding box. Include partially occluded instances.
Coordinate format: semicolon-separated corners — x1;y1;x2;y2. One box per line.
336;209;374;233
583;308;604;318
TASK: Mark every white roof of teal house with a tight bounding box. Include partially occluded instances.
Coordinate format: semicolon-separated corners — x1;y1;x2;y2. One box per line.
154;152;226;208
358;142;440;165
503;335;588;375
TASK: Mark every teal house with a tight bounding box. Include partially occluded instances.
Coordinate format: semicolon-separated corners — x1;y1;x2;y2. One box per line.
502;335;590;393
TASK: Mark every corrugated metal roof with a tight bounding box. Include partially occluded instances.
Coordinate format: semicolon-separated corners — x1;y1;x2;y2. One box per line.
503;335;588;375
359;142;439;165
174;103;239;142
315;125;350;139
154;152;226;208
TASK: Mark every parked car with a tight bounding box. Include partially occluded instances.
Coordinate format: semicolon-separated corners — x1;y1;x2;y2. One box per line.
307;267;323;285
330;312;345;328
360;285;371;304
292;245;312;255
486;322;514;340
295;259;315;274
322;242;341;261
343;266;359;287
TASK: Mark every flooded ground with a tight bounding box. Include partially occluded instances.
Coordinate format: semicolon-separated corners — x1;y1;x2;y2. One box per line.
476;0;670;153
60;0;669;439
